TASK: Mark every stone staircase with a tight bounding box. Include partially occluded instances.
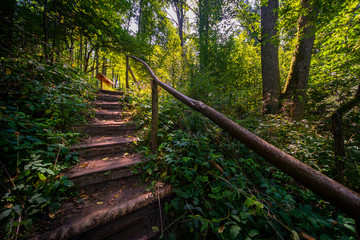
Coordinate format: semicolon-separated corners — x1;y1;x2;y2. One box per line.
33;89;172;240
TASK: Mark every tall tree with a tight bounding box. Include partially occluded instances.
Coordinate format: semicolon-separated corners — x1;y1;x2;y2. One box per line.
198;0;210;72
0;0;16;57
261;0;280;114
282;0;318;117
170;0;186;49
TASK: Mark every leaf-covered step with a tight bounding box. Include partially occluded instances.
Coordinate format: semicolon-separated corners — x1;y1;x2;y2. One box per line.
70;136;137;159
96;94;123;102
98;89;124;96
73;123;137;136
67;153;145;186
95;109;134;120
32;177;172;240
92;102;125;110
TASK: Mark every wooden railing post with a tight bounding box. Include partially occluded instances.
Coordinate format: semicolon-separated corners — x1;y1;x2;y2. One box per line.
151;78;159;153
126;57;129;89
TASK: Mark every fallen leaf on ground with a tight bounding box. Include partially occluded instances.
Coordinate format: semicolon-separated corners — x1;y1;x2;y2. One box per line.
152;226;160;233
80;194;89;200
96;201;103;205
79;163;89;168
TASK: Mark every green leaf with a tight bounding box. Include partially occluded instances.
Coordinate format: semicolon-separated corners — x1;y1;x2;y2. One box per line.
248;229;259;237
291;230;300;240
344;223;355;233
38;173;47;181
62;179;74;188
225;202;234;209
230;225;241;238
13;205;22;215
200;221;209;232
65;154;72;161
34;196;46;204
152;226;160;232
0;209;12;221
279;211;291;225
49;202;62;212
232;214;241;222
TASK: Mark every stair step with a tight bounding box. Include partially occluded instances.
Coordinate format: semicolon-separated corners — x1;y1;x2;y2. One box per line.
67;153;145;186
92;102;125;110
99;89;124;95
95;203;160;240
95;109;133;120
96;94;122;102
71;136;137;159
73;123;136;136
32;178;172;240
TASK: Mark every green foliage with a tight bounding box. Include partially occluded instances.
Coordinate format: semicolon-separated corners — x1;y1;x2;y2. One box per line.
129;89;356;239
0;58;95;239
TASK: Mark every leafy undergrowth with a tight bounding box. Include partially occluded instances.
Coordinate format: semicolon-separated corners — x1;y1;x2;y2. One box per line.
0;58;96;239
129;88;357;239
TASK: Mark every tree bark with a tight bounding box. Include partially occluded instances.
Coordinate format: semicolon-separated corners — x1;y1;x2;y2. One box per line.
102;56;107;76
0;0;16;57
43;0;49;61
198;0;210;72
261;0;280;114
78;34;83;69
283;0;318;117
331;83;360;183
172;0;185;50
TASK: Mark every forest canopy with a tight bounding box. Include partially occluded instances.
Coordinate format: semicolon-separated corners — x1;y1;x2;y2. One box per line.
0;0;359;239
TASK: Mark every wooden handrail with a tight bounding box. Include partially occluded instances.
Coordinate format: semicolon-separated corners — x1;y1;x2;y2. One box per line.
125;55;360;234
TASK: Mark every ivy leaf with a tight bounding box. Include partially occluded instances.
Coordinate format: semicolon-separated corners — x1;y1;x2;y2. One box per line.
62;179;74;188
248;229;259;237
201;221;209;232
230;225;241;238
0;209;12;221
38;173;47;181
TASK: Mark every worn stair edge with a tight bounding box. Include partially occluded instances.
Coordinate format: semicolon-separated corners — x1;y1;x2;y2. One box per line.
96;95;122;102
78;200;168;240
92;102;125;110
72;124;137;136
70;138;136;151
76;145;134;160
31;186;173;240
69;168;137;187
98;89;124;95
67;158;148;187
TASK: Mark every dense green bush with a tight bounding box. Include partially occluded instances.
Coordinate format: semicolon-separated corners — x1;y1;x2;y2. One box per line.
0;58;96;239
130;89;356;239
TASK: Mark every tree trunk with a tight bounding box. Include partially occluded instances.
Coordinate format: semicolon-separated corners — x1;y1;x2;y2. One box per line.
0;0;16;57
102;57;107;76
261;0;280;114
198;0;210;72
283;0;318;117
43;0;49;61
51;0;58;63
78;34;83;69
95;47;99;75
173;0;185;50
137;0;143;35
331;83;360;183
